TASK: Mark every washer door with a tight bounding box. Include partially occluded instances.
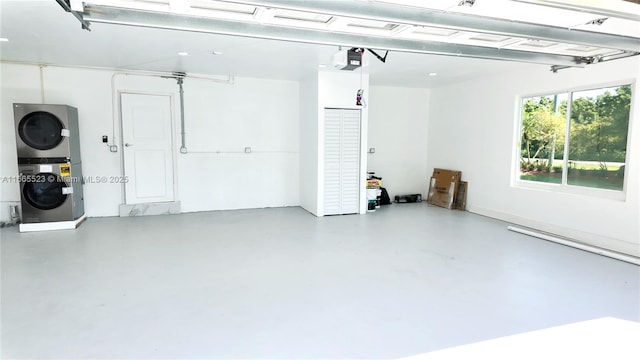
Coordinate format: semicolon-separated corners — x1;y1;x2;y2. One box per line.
22;173;68;210
18;111;65;150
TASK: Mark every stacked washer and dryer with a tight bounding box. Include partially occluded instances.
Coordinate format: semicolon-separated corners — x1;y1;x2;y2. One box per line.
14;104;85;230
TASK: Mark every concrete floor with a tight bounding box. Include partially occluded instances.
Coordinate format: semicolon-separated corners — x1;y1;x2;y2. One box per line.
1;204;638;359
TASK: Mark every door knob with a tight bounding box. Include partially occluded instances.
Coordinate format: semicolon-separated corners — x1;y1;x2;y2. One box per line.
125;143;134;147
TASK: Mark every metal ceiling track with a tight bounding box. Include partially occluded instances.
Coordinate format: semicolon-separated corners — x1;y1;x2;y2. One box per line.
512;0;640;22
55;0;91;30
81;5;585;67
226;0;640;53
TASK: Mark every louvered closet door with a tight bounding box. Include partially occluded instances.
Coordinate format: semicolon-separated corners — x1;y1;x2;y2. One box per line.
324;109;342;215
339;110;361;214
324;109;361;215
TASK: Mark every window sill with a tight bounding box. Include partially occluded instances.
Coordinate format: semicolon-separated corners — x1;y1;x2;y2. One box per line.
513;179;627;201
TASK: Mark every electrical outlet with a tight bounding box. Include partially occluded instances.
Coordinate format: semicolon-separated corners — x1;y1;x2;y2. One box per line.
102;135;108;143
109;145;118;152
369;147;376;154
244;147;252;153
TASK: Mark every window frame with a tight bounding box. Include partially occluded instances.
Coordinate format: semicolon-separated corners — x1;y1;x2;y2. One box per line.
513;79;636;201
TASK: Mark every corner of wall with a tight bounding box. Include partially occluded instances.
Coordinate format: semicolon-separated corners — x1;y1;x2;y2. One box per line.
299;73;319;215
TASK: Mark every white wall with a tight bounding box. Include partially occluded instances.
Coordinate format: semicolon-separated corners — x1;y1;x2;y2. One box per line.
1;64;41;222
174;75;300;212
427;57;640;257
368;86;430;199
39;66;120;217
299;73;319;215
0;63;300;221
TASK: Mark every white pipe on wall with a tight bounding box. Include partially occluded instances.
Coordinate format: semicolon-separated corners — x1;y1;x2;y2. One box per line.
507;225;640;266
2;60;235;84
108;70;235;204
39;64;46;103
186;150;299;154
109;70;235;153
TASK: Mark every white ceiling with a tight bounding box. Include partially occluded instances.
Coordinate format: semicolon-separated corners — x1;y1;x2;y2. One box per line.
0;0;638;88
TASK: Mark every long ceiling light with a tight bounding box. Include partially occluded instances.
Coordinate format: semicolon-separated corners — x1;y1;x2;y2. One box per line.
80;4;586;67
222;0;640;52
69;0;640;68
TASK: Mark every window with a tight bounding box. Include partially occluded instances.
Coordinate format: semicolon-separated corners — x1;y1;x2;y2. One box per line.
518;83;633;193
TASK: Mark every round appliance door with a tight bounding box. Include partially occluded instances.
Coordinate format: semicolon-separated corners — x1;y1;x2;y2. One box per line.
18;111;65;150
22;173;68;210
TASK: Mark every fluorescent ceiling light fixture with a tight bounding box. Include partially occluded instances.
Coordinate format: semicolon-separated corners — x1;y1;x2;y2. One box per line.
274;9;333;23
74;1;640;68
0;37;8;42
519;39;559;48
428;72;438;76
191;0;257;14
177;51;189;56
347;19;400;31
212;50;223;55
375;0;459;11
567;45;602;53
412;26;459;37
81;5;585;67
208;0;639;52
469;34;513;43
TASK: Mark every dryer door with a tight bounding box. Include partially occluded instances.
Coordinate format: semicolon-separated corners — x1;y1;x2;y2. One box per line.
18;111;65;151
22;173;68;210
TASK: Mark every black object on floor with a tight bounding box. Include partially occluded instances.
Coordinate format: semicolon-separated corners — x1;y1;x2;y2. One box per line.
380;187;392;205
395;194;422;203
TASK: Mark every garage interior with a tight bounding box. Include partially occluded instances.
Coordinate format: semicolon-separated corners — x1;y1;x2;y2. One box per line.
1;0;639;358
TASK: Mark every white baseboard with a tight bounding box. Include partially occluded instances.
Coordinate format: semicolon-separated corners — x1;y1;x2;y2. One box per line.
119;202;181;217
19;215;87;232
467;205;639;258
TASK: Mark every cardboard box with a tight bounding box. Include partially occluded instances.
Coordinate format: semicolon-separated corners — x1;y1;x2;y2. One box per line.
427;177;456;209
432;168;461;192
427;168;462;209
454;181;468;210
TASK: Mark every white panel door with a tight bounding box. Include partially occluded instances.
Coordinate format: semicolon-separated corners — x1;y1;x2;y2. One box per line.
121;93;175;205
323;108;361;215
